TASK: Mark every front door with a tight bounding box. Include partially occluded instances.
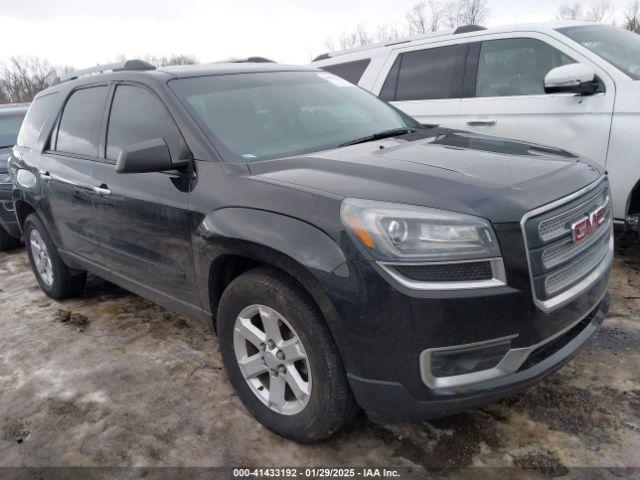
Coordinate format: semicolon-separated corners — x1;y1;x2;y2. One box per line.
458;35;615;165
91;83;199;308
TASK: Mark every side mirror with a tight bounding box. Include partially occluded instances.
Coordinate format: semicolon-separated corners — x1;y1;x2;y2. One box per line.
544;64;600;95
116;138;191;174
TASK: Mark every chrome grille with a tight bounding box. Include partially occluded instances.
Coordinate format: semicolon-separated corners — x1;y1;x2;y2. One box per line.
538;187;609;242
545;232;610;295
522;178;613;311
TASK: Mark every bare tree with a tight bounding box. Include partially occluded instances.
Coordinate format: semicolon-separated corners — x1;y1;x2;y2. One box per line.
459;0;489;25
407;2;429;34
625;0;640;32
142;54;198;67
588;0;612;22
375;24;402;43
0;56;60;104
556;1;584;20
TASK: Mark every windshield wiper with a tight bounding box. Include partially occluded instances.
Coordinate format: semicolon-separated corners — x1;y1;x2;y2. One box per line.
338;127;419;148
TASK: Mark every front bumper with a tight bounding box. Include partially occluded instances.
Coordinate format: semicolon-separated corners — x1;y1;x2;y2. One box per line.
0;184;20;238
346;295;608;422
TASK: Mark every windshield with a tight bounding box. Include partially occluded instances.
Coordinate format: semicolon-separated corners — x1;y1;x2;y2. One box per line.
170;71;418;161
0;112;26;148
558;24;640;80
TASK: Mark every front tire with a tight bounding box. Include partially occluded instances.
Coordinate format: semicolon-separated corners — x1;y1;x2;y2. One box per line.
24;213;86;300
218;267;358;443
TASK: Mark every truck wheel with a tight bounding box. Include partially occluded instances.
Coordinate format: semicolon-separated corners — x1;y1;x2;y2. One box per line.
24;213;86;300
0;227;21;251
218;266;358;443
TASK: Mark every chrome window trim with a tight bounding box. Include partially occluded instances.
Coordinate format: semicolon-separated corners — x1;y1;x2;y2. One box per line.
520;176;612;312
420;288;606;389
377;257;507;291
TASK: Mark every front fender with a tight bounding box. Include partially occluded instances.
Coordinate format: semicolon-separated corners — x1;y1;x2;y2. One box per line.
198;208;346;278
192;207;348;321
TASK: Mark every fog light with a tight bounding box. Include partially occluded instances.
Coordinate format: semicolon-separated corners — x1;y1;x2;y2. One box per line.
430;340;511;378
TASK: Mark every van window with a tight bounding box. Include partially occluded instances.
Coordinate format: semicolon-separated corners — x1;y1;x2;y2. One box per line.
0;113;26;149
321;59;371;85
383;45;468;101
56;87;108;157
16;93;59;148
106;85;189;161
476;38;575;97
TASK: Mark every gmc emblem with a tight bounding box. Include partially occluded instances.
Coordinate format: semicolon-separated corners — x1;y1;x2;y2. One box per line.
571;206;606;243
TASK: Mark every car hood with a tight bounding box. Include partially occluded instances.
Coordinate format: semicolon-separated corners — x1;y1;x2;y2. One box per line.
248;130;604;223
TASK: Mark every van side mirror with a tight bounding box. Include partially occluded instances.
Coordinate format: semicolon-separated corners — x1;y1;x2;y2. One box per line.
116;138;191;174
544;64;600;95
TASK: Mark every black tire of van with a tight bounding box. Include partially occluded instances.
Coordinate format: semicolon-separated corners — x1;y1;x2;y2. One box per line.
217;266;359;443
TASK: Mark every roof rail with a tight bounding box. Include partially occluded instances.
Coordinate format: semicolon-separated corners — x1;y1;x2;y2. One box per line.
223;57;276;64
57;59;156;83
312;53;331;62
454;24;486;34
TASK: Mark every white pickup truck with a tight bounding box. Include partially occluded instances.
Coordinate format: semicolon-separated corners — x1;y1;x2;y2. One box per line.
312;21;640;232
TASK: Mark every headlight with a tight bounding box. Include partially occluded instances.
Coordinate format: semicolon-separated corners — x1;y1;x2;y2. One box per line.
0;173;11;184
340;198;501;262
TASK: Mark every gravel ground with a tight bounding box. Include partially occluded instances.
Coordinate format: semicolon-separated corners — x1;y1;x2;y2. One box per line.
0;235;639;478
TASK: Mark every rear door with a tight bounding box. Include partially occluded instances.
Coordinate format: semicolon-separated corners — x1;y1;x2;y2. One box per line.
38;85;108;263
90;82;199;307
373;43;469;128
458;34;615;164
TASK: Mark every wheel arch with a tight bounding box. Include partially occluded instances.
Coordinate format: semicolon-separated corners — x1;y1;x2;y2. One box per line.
194;208;347;334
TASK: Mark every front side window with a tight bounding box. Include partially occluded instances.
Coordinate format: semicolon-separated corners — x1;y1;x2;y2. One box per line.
321;59;371;85
558;24;640;80
56;86;108;157
381;44;468;102
476;38;575;97
0;112;26;149
170;71;418;162
106;85;189;161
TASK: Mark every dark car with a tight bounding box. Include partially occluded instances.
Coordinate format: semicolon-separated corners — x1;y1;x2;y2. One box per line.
9;60;612;443
0;103;28;250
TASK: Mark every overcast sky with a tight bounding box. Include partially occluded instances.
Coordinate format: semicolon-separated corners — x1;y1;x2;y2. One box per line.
0;0;632;68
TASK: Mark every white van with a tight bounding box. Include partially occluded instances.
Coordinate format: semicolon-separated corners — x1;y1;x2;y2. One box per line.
312;21;640;231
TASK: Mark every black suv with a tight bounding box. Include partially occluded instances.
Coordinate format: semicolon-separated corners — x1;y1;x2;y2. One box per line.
10;60;612;443
0;103;28;250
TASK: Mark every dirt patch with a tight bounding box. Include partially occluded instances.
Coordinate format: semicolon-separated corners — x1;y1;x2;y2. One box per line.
513;451;569;477
54;309;89;331
1;418;29;444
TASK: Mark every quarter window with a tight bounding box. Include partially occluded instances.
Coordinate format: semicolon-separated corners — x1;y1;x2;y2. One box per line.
106;85;189;161
476;38;575;97
381;45;468;102
321;59;371;85
56;86;108;157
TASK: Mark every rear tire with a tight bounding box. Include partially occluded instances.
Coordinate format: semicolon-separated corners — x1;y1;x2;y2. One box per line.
24;213;86;300
0;227;21;251
218;266;358;443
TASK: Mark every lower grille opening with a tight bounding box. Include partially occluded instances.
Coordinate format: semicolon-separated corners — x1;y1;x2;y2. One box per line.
517;309;597;372
431;340;511;378
394;261;493;282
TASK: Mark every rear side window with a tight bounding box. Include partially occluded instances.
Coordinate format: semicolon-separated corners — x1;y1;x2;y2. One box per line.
106;85;189;161
17;93;59;148
321;59;371;85
56;86;108;157
476;38;575;97
382;45;468;101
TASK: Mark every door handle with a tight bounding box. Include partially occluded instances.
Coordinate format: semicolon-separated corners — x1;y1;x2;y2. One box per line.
92;185;111;196
466;119;497;126
39;170;51;181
